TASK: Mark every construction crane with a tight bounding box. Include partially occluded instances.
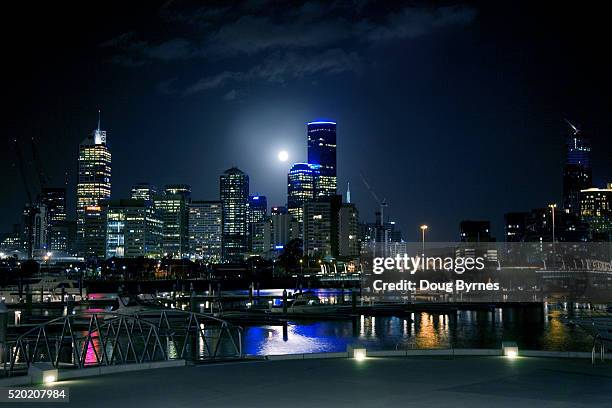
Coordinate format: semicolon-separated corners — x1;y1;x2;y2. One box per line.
360;172;389;256
360;172;388;225
31;136;48;193
14;138;34;258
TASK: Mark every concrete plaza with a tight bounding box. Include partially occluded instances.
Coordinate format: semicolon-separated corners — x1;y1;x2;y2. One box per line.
43;356;612;407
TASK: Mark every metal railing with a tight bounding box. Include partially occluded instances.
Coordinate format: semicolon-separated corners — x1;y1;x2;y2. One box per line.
4;310;242;376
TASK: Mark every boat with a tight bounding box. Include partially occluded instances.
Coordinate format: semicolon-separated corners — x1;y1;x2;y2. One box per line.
269;292;341;315
0;275;86;304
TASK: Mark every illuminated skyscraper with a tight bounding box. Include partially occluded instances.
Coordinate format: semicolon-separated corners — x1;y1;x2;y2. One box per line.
338;203;359;257
307;121;337;197
76;112;111;258
220;167;249;262
563;121;592;216
287;163;318;223
154;187;190;258
41;188;68;251
247;195;267;251
188;200;223;262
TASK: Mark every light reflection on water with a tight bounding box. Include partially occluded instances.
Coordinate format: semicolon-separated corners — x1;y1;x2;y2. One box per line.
243;308;594;356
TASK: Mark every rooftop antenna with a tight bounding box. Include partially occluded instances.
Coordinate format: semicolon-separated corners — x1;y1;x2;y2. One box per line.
346;182;351;204
97;109;101;131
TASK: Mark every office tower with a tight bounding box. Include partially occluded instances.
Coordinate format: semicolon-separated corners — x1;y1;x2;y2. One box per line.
76;113;111;258
580;186;612;240
270;213;299;249
220;167;249;262
165;184;192;202
131;183;158;201
459;220;493;242
105;199;163;258
247;195;267;251
287;163;318;223
251;219;272;254
504;212;528;242
562;121;592;216
188;200;223;262
41;188;68;251
338;203;359;257
154;192;189;258
307;121;337;197
303;200;332;258
271;206;288;215
32;204;48;252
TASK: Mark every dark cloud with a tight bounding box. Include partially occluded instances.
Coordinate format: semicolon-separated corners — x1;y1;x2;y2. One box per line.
102;2;477;96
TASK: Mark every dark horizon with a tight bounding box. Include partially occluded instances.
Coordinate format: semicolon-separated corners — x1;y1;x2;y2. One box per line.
2;0;611;241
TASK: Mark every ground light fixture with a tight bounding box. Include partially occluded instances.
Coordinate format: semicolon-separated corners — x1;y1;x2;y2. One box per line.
502;341;519;358
347;345;367;361
29;363;59;385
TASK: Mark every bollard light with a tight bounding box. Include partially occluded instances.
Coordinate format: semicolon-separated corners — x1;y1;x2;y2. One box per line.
502;341;518;358
44;374;57;384
29;363;58;385
347;345;367;361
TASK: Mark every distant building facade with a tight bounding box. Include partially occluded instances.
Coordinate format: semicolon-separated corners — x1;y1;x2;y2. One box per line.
287;163;318;224
580;186;612;240
105;199;162;258
131;183;158;201
220;167;249;262
188;200;223;262
338;203;359;257
563;122;592;216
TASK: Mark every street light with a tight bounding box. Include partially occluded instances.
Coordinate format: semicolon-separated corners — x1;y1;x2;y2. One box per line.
548;203;557;243
420;225;428;256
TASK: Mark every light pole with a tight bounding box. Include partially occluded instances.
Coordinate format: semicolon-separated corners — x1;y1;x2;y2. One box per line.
548;203;557;243
420;225;428;256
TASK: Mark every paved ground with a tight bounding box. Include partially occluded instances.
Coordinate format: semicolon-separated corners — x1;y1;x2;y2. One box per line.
43;356;612;407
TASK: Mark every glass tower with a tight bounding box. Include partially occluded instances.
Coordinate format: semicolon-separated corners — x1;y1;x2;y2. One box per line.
563;122;592;216
307;121;337;197
287;163;319;223
76;114;111;258
220;167;249;262
188;200;223;262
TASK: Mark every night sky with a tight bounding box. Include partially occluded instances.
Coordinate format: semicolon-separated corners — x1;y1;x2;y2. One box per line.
2;0;611;241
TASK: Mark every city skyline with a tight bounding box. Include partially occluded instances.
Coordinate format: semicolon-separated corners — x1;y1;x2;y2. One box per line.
3;1;612;241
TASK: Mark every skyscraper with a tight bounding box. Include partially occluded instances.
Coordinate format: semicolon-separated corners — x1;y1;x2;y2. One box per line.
188;200;223;262
563;121;592;216
154;188;190;258
287;163;318;223
41;188;67;251
247;195;267;251
165;184;192;202
307;121;337;197
459;220;493;242
580;186;612;240
76;112;111;258
220;167;249;262
303;200;332;258
131;183;158;201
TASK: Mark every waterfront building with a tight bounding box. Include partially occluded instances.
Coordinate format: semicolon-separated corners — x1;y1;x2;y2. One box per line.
76;114;111;258
188;200;223;262
220;167;249;262
504;212;528;242
287;163;318;224
338;203;359;257
105;199;163;258
251;218;272;254
562;122;592;216
247;195;267;250
131;183;158;201
580;186;612;240
307;121;337;197
460;220;494;242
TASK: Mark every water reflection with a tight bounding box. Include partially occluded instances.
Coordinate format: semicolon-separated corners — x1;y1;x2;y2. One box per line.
243;308;594;355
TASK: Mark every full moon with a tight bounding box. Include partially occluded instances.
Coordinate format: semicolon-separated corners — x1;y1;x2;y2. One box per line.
278;150;289;162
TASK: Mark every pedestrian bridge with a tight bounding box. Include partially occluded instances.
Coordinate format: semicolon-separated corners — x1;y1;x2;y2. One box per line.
4;309;242;376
